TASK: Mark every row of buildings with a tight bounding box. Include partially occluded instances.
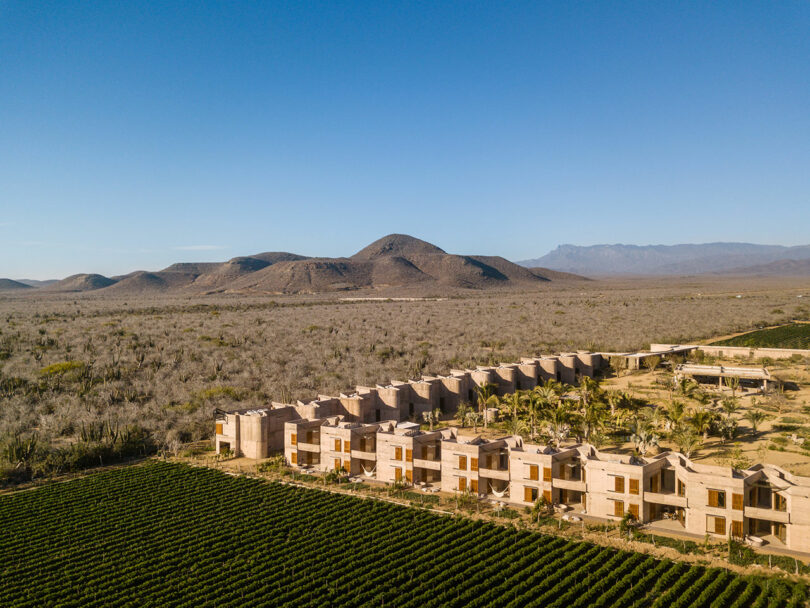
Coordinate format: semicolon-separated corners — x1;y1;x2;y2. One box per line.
279;417;810;553
214;348;810;553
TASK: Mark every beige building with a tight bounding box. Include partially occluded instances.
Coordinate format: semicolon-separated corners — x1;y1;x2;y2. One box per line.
277;421;810;553
215;351;603;458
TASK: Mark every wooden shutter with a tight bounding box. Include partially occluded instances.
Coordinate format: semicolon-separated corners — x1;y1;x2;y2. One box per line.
290;433;297;446
775;493;787;511
406;449;413;463
614;500;624;517
708;490;725;508
471;479;478;493
650;475;659;493
731;520;743;538
459;455;467;470
629;479;639;495
614;476;625;493
677;479;685;496
344;440;351;453
458;477;467;491
215;423;223;435
629;504;639;519
529;465;539;481
395;447;402;461
343;459;350;470
471;457;479;472
307;430;313;443
543;489;552;503
543;467;552;482
732;493;744;511
714;516;726;535
290;451;297;465
395;467;402;481
334;438;341;452
405;469;413;483
334;458;341;471
524;486;534;503
421;445;428;459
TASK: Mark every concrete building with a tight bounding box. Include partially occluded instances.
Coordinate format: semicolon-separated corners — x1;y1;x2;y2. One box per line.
674;363;776;392
215;351;603;459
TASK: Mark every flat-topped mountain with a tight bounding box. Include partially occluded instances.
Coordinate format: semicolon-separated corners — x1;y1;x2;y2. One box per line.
14;234;586;296
520;242;810;276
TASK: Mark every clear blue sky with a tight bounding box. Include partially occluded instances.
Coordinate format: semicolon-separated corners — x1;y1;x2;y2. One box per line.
2;1;809;279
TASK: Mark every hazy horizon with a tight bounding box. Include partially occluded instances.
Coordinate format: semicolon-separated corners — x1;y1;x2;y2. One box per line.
3;2;809;279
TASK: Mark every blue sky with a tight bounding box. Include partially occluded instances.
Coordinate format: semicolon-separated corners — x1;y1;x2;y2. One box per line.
2;1;809;279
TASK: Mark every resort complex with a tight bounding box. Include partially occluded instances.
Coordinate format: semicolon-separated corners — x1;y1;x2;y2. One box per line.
215;345;810;554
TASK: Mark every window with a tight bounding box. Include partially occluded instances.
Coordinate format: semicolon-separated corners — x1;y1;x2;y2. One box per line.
344;440;351;453
613;476;625;493
334;438;341;452
406;449;413;463
290;451;297;465
421;445;428;459
439;397;445;412
543;467;552;482
306;430;314;443
471;458;479;472
649;475;659;493
290;433;297;446
215;423;223;435
613;500;624;517
732;493;744;511
471;479;478;493
395;467;402;481
629;479;639;495
375;409;381;422
708;515;726;535
629;504;639;519
409;402;414;417
528;464;539;481
395;446;403;461
731;520;744;539
677;479;686;497
543;489;552;503
405;469;413;483
708;490;726;508
458;477;467;491
524;486;538;503
459;455;467;470
774;493;787;512
343;459;350;470
334;458;341;471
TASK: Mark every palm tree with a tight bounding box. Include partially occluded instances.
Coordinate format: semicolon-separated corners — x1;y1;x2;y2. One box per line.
577;376;600;411
465;411;482;433
671;428;700;458
629;419;660;456
502;391;526;420
606;390;625;417
662;400;686;432
721;398;739;417
744;409;767;436
581;400;608;444
456;402;471;428
475;382;499;429
544;402;573;448
690;409;715;443
506;414;528;438
423;408;442;431
526;388;553;440
725;376;740;400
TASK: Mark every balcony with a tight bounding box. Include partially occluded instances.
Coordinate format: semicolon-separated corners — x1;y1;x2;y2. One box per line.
478;467;510;481
296;441;321;452
553;477;586;492
351;449;377;461
413;458;441;471
745;506;790;524
644;492;687;508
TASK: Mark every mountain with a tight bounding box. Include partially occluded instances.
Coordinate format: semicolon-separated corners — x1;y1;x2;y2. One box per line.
721;258;810;277
16;235;585;296
16;279;58;288
46;274;118;292
519;243;810;276
0;279;33;291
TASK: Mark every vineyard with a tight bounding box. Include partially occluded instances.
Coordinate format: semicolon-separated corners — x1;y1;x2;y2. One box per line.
712;324;810;350
0;463;806;607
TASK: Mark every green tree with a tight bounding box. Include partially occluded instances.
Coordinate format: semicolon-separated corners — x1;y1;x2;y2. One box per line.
743;409;767;435
475;382;499;429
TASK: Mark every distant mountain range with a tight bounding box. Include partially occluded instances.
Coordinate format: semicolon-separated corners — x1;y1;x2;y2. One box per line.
1;234;587;295
519;243;810;276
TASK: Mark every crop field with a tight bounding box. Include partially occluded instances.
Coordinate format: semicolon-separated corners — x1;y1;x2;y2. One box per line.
712;323;810;350
0;463;805;607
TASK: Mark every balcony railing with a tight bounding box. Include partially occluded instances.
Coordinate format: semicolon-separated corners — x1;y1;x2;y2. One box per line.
478;467;510;481
745;505;790;524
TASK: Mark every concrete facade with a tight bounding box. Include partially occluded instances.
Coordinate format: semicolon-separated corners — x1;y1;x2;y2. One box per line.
215;351;603;458
280;422;810;553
